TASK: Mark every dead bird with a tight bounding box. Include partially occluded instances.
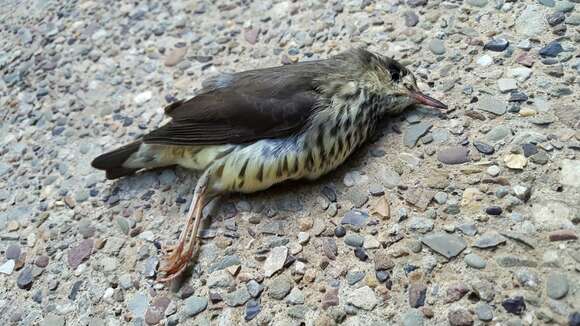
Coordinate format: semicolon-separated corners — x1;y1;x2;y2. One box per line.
91;48;447;281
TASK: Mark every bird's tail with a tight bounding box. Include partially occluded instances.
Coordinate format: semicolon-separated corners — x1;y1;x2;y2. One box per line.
91;141;143;180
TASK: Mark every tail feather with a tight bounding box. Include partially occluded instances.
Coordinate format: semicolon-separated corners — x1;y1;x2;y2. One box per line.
91;141;142;180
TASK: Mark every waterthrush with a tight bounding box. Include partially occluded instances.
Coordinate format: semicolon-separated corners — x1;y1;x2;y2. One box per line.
91;48;447;281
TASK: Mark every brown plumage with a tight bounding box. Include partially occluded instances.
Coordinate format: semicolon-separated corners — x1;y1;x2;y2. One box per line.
91;48;447;281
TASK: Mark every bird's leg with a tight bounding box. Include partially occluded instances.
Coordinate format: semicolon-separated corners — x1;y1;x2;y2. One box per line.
158;172;210;282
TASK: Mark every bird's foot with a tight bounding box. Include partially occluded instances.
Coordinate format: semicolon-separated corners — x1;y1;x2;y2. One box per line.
158;240;198;282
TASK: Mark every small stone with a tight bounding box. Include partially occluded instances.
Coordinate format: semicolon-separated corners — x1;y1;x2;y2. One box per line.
508;67;532;82
134;91;153;105
6;244;21;260
334;226;346;237
485;206;502;215
437;147;469;164
473;232;507;249
496;255;537;268
487;165;500;177
347;286;378;310
429;39;446;55
245;299;261;321
497;79;518;93
35;256;49;268
246;280;264;298
183;296;208;317
464;254;486;269
67;239;94;270
268;274;293;300
244;28;260;45
547;12;566;26
41;315;65;326
322;287;339;310
165;46;188;67
421;233;467;259
569;312;580;326
402;309;424;326
484;38;509;52
354;247;368;261
474;302;493;321
445;283;470;303
286;287;305;305
504;154;527;170
408;217;434;233
264;246;288;277
341;210;368;226
344;234;364;247
473;141;494;155
0;260;15;275
405;188;435;210
16;266;33;290
448;309;474;326
539;42;563;57
403;11;419;27
408;283;427;308
457;223;478;236
347;271;366;285
434;192;448;205
466;0;488;7
546;273;569;299
549;230;578;241
479;95;507;115
502;296;526;315
404;122;433;148
224;286;251;306
127;293;149;319
476;55;493;66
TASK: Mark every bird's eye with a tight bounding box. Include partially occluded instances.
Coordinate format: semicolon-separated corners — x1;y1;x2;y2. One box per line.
386;62;407;83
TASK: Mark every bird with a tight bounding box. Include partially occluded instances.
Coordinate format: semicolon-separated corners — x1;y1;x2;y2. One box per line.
91;48;447;281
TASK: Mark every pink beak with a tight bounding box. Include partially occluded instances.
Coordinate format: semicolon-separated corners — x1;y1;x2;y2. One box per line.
410;91;448;109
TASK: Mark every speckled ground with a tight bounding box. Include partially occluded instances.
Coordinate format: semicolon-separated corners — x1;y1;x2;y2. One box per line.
1;0;579;325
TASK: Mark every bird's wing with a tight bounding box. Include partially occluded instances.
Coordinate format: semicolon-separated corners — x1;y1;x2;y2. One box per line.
143;62;327;146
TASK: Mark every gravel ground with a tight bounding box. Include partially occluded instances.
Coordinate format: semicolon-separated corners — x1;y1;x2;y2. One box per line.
1;0;580;325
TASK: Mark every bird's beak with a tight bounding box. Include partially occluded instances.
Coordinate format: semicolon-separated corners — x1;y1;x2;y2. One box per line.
410;91;448;110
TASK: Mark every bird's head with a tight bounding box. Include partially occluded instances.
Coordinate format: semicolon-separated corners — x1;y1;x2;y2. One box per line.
354;50;448;114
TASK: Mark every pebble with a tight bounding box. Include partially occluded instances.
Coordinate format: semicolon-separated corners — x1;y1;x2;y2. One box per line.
549;230;578;241
344;234;364;247
41;315;65;326
464;253;486;269
516;5;547;37
6;244;21;260
224;286;251;306
448;309;474;326
421;233;467;259
134;91;153;105
473;231;507;249
429;39;446;55
263;246;288;277
346;286;378;311
479;95;507;115
437;147;470;165
473;141;494;155
487;165;501;177
408;283;427;308
402;308;424;326
546;273;569;299
485;206;502;215
245;299;261;321
286;287;305;305
408;217;434;233
403;11;419;27
484;38;509;52
0;259;15;275
497;79;518;93
504;154;527;170
539;42;563;57
67;239;93;270
476;55;493;66
16;266;33;289
334;226;346;237
502;296;526;315
183;296;208;317
474;302;493;321
341;209;368;226
404;122;432;148
128;293;148;319
268;274;293;300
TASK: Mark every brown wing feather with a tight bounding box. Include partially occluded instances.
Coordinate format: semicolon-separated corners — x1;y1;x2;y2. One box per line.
144;61;329;146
